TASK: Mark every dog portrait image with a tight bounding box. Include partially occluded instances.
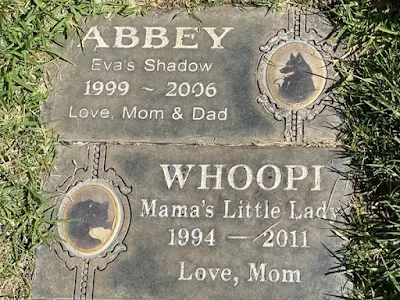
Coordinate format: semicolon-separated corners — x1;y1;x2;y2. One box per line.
278;53;315;103
66;199;114;250
265;43;327;109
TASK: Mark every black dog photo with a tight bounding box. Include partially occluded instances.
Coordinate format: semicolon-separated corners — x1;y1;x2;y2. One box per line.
67;199;113;250
278;53;315;103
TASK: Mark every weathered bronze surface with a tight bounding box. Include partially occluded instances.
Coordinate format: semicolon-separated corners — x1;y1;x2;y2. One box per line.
33;144;349;300
43;7;339;144
33;7;348;300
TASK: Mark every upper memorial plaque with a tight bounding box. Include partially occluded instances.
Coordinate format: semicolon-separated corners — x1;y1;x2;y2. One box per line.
43;8;339;144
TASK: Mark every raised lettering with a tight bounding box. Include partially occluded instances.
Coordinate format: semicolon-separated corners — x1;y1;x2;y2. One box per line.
78;26;109;48
114;27;139;48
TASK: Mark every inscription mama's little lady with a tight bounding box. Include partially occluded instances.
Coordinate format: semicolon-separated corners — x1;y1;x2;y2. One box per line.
141;199;338;222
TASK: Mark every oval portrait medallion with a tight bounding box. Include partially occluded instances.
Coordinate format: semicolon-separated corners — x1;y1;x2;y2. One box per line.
266;42;327;109
58;181;123;258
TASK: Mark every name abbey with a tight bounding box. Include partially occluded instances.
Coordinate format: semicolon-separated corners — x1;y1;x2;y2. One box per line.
78;26;233;49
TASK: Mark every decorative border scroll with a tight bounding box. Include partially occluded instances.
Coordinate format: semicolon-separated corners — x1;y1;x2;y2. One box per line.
256;8;337;142
53;144;132;300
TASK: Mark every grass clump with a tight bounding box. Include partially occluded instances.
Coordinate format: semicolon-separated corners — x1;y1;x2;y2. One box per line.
333;0;400;299
0;1;148;298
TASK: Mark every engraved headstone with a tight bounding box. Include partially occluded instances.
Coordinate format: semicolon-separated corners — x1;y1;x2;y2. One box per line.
33;7;349;300
33;144;349;300
42;8;339;144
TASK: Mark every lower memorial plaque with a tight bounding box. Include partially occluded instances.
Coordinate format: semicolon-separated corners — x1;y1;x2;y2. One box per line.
32;144;349;300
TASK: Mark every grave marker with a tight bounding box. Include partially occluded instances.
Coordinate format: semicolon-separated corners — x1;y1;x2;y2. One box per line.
33;7;349;300
42;7;339;144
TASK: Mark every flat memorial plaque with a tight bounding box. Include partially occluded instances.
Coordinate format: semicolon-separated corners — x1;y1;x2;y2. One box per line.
42;7;340;144
32;144;349;300
33;6;349;300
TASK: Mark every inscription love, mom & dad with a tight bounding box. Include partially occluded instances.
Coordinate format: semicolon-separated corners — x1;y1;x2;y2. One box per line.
66;26;234;122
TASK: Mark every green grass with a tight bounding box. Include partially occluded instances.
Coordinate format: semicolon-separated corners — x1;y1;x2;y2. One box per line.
332;0;400;299
1;0;400;299
0;1;149;298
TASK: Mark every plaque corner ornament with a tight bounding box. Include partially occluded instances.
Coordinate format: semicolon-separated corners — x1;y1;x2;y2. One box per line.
53;144;131;300
256;8;338;143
